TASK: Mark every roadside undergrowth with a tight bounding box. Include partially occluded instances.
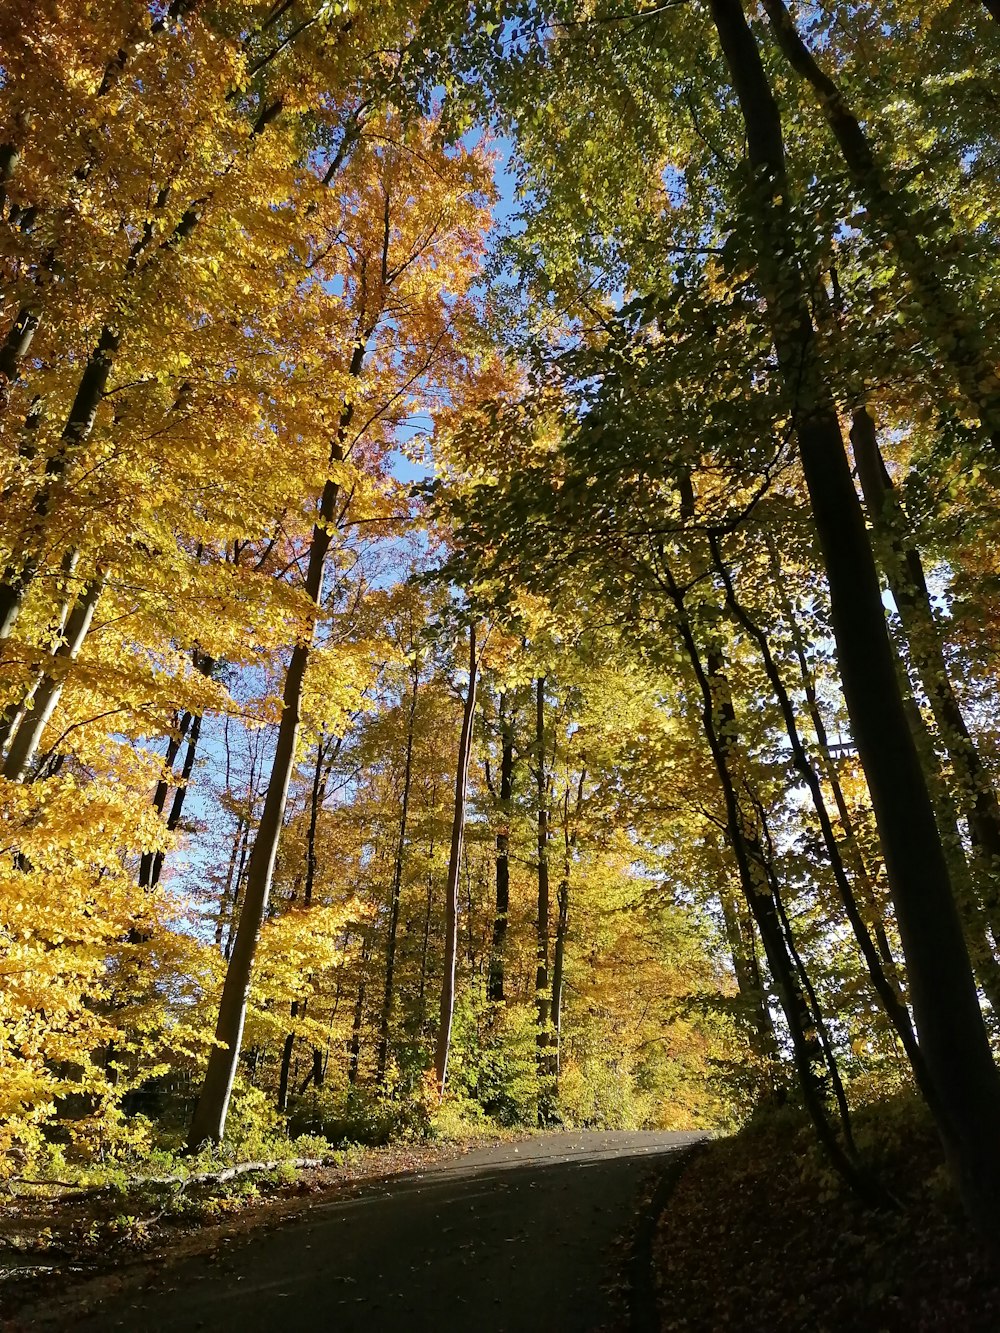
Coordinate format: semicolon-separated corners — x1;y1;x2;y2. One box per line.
0;1126;520;1322
652;1096;1000;1331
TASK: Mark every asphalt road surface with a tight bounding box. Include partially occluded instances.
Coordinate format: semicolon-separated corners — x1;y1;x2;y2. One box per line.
74;1130;703;1333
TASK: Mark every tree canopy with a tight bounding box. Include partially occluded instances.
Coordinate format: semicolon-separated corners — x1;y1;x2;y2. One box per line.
3;0;1000;1247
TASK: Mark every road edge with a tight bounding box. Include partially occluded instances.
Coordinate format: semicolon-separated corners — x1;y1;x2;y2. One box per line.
626;1140;708;1333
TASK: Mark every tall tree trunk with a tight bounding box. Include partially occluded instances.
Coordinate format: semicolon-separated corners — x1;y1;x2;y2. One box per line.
224;820;253;962
188;362;359;1146
709;0;1000;1235
434;624;479;1095
487;695;514;1004
664;561;873;1197
348;932;374;1085
552;771;585;1073
140;650;214;889
550;777;580;1076
1;544;80;751
188;633;312;1143
377;665;420;1084
763;531;898;975
719;883;781;1068
277;738;333;1110
216;812;246;949
534;677;552;1063
709;534;928;1089
418;779;437;1029
852;407;1000;945
0;308;40;405
760;0;1000;448
148;711;203;888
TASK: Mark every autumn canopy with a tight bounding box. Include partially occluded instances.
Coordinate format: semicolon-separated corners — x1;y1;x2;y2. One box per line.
3;0;1000;1246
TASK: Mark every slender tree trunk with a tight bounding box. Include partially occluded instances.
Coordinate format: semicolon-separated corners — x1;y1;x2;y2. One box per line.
348;933;372;1085
2;573;104;780
188;364;359;1144
663;557;874;1196
216;813;246;949
377;665;419;1084
752;785;858;1153
277;736;331;1110
277;996;306;1113
534;677;552;1063
418;780;437;1029
279;733;342;1099
552;771;586;1073
763;531;898;974
138;711;194;889
487;695;514;1004
852;407;1000;946
709;534;928;1086
709;0;1000;1235
189;636;311;1144
719;884;781;1066
434;624;479;1096
225;820;253;961
1;544;79;751
550;784;574;1075
147;711;203;888
0;308;40;404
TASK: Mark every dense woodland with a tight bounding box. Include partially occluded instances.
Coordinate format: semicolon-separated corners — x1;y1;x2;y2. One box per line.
3;0;1000;1249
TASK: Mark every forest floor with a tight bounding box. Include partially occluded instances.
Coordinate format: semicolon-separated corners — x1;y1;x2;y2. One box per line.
651;1103;1000;1331
3;1130;701;1331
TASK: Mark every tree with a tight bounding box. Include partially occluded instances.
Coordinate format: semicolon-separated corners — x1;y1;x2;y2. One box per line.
434;621;481;1095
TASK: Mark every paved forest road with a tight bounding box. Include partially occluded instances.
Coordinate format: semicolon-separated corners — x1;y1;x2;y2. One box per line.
75;1131;703;1333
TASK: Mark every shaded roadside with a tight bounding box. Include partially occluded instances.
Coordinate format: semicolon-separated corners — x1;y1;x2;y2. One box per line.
652;1106;1000;1331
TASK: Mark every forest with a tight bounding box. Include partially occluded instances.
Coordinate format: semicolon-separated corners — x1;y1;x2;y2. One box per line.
3;0;1000;1283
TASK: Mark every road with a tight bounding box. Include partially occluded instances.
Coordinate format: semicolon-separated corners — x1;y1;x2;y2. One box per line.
74;1130;702;1332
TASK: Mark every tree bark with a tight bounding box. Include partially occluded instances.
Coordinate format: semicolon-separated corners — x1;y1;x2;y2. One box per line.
216;812;246;950
852;408;1000;941
0;327;119;640
709;0;1000;1236
347;935;371;1086
709;534;928;1088
418;778;437;1029
434;624;479;1095
0;309;40;404
377;664;419;1083
719;883;781;1067
487;693;514;1004
763;530;898;975
534;677;552;1063
277;737;335;1110
664;559;873;1197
